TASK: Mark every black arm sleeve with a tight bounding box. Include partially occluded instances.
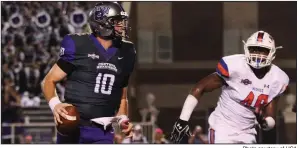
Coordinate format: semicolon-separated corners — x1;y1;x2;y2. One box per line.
121;55;136;88
120;42;136;88
56;58;76;75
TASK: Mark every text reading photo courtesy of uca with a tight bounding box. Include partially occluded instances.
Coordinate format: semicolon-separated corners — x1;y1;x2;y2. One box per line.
243;145;297;148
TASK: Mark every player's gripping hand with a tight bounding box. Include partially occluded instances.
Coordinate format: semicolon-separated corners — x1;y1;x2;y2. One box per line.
120;120;133;138
254;107;269;128
115;115;133;138
170;119;191;144
254;107;275;131
53;103;73;125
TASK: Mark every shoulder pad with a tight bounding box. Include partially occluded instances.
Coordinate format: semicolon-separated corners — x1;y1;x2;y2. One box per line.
121;39;134;49
222;54;245;63
272;65;290;85
68;33;91;37
121;39;133;45
68;33;92;47
216;54;245;78
121;40;136;55
270;65;290;96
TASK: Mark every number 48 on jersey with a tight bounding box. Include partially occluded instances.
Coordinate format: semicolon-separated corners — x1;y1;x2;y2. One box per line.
241;91;269;108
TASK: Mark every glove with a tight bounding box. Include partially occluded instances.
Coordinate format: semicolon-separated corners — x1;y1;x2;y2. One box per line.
254;107;267;129
170;119;191;144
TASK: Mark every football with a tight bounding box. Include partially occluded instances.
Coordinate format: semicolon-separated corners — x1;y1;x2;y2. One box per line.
56;106;80;136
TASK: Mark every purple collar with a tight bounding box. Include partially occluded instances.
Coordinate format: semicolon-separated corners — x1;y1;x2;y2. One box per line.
89;34;117;61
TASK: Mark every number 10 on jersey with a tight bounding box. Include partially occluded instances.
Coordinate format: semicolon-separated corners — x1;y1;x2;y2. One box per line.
94;73;115;95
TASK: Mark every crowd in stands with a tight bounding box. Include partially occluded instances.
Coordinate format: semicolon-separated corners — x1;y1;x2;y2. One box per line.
1;1;95;143
1;1;97;121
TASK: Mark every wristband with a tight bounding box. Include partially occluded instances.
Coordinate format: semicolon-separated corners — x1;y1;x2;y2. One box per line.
117;115;129;125
179;95;198;121
49;96;61;112
262;116;275;131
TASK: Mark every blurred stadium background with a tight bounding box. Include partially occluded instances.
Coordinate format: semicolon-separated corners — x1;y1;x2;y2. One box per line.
1;1;296;144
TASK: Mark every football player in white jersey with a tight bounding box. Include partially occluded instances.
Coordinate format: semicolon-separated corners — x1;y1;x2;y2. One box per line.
170;31;289;144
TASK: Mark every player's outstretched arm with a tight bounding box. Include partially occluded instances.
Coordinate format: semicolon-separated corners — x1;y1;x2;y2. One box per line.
115;87;133;138
180;73;224;121
170;73;224;143
117;87;129;116
114;41;136;138
41;64;72;124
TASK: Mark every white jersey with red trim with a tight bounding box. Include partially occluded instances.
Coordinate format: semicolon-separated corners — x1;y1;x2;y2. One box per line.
209;54;289;135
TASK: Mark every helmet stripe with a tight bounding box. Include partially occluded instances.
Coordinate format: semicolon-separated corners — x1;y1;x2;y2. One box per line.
257;32;264;42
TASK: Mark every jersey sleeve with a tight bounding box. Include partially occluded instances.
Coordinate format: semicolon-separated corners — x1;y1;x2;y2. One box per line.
277;74;289;96
59;35;76;63
215;57;230;80
269;71;290;99
121;43;136;88
56;35;77;74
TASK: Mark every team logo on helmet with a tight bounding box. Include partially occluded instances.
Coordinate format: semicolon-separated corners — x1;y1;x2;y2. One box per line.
94;6;110;21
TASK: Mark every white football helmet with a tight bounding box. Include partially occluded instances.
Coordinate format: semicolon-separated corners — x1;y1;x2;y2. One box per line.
243;31;282;69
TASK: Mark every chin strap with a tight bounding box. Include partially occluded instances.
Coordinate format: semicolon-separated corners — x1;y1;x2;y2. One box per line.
275;46;283;50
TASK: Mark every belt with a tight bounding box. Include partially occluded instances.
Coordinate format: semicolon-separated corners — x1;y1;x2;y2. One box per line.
80;119;113;130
